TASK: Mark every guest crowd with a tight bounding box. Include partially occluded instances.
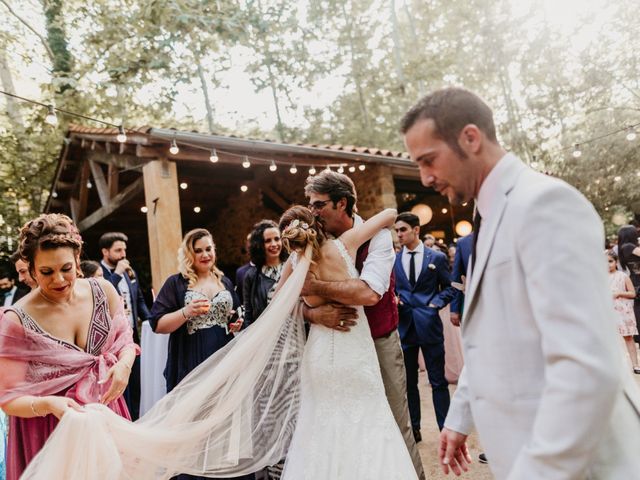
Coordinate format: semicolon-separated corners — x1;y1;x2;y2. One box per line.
1;177;639;480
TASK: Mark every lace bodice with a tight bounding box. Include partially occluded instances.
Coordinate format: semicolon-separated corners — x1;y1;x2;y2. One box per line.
184;289;233;335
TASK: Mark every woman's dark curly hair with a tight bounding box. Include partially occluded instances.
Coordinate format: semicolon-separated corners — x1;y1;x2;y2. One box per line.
248;220;288;268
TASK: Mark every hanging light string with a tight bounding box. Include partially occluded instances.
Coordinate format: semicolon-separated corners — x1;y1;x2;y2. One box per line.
0;89;368;171
3;89;636;167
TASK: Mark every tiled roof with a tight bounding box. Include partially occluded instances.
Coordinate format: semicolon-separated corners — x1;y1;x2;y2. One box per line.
67;124;410;159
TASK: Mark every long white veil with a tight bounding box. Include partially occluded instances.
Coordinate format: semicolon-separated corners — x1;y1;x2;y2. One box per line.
22;250;311;480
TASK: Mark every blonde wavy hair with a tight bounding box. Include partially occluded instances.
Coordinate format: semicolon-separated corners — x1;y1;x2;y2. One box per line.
178;229;224;288
279;206;326;262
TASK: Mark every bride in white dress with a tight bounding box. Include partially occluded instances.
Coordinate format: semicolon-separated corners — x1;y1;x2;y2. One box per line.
278;206;416;479
17;206;417;480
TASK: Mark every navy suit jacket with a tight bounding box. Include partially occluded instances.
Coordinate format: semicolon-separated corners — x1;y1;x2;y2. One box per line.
394;247;456;346
101;263;151;343
450;233;473;314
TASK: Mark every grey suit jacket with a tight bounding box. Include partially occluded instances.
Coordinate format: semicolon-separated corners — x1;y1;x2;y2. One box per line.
444;154;640;479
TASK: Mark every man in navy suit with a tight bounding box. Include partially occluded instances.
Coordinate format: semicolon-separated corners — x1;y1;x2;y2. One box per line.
100;232;151;420
394;212;456;440
449;233;473;327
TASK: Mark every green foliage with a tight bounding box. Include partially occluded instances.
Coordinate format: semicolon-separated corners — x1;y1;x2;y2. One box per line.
1;0;639;255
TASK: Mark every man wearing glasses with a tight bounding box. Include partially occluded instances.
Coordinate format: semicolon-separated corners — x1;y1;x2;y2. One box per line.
299;170;425;480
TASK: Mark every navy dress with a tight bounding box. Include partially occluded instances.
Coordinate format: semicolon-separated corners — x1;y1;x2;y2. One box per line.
149;273;255;480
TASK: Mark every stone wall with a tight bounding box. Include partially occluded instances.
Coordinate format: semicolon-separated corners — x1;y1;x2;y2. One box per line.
209;163;398;270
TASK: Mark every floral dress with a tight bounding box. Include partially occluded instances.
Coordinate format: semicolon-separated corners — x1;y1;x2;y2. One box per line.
609;270;638;336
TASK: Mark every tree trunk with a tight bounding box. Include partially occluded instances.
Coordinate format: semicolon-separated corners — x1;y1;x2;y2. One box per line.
0;50;24;126
195;53;215;134
389;0;407;96
42;0;74;93
340;1;371;137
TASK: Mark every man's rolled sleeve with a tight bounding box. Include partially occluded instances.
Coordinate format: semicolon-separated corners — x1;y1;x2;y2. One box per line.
359;228;395;297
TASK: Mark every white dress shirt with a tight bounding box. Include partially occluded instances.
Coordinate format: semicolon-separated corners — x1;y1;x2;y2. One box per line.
400;242;424;281
3;286;17;307
353;215;395;297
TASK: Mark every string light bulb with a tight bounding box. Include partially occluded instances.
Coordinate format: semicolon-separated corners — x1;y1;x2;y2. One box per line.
269;160;277;172
348;166;356;173
209;148;219;163
572;144;582;158
44;105;58;126
52;191;58;198
180;182;188;190
242;156;251;168
86;180;92;189
240;185;248;192
358;164;366;171
140;206;148;213
337;165;344;173
626;128;637;141
194;206;201;213
309;166;317;175
290;164;298;174
442;208;448;214
169;139;179;155
116;125;127;143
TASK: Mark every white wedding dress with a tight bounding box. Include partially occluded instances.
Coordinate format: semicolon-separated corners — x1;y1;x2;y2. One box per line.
282;240;417;479
21;242;417;480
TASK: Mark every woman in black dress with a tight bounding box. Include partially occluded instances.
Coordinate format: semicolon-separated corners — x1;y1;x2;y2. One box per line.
618;225;640;341
243;220;288;327
149;228;252;480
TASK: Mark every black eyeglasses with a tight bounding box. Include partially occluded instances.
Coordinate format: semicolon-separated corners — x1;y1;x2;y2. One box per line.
308;200;332;211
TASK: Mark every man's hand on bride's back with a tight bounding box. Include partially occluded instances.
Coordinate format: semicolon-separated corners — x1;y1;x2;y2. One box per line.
303;303;358;332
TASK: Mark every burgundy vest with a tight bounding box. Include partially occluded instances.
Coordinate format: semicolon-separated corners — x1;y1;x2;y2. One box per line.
356;241;399;339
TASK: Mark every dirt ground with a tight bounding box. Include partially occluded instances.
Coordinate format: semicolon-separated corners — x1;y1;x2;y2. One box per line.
415;372;492;480
416;367;640;480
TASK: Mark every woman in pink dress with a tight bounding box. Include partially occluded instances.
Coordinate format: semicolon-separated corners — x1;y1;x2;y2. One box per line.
0;214;139;479
607;250;640;373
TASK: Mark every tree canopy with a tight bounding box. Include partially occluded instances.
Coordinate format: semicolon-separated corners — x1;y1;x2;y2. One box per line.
1;0;638;253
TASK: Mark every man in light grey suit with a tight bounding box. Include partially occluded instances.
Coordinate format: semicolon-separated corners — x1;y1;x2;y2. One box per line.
401;87;640;479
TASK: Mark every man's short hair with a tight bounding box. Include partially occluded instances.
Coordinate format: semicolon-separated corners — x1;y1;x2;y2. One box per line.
401;87;498;158
0;264;13;280
304;170;357;217
98;232;129;250
396;212;420;229
423;233;435;241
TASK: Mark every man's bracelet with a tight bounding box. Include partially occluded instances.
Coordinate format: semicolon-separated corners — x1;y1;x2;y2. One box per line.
181;307;188;319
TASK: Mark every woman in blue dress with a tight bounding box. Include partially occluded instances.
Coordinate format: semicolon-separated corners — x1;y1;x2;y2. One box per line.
150;228;253;480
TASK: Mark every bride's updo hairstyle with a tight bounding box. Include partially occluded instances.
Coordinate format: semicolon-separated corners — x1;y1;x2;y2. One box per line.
280;206;326;262
19;213;84;276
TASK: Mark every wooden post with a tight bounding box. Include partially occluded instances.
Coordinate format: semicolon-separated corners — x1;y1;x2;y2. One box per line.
142;159;183;294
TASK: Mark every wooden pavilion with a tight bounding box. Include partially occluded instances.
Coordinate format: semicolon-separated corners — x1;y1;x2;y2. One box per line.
45;125;472;293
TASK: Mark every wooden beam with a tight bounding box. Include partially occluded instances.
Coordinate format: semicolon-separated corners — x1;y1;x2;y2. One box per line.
88;151;146;170
69;198;79;224
259;184;290;210
89;160;110;206
108;164;119;198
78;161;90;221
142;159;183;293
77;177;144;232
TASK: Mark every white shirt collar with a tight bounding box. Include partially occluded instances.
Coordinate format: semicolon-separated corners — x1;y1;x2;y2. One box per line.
476;152;516;219
403;241;424;256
